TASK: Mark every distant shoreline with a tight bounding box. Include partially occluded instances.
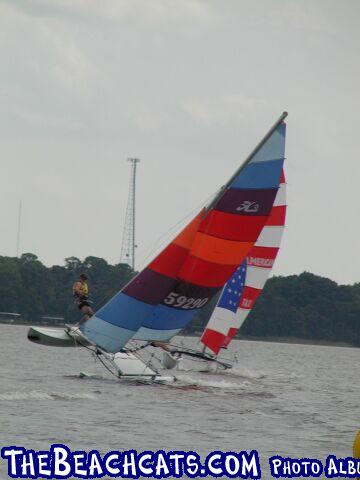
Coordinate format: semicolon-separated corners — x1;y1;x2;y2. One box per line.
183;331;356;348
236;335;355;349
3;321;357;349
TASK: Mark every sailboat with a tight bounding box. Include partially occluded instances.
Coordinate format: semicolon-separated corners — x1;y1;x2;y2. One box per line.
28;112;288;383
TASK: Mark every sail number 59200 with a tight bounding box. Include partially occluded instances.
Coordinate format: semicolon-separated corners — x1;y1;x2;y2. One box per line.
163;293;209;309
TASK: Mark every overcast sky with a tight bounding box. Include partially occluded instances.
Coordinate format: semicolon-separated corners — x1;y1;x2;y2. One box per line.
0;0;359;285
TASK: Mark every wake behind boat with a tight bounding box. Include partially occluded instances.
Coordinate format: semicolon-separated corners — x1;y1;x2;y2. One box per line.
27;112;289;383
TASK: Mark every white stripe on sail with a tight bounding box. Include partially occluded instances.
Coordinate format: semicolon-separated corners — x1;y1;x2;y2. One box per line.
205;307;236;336
245;265;271;290
233;308;250;330
255;226;284;248
273;183;286;206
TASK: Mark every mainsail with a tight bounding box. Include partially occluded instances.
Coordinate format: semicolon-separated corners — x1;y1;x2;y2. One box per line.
200;170;287;354
81;113;288;353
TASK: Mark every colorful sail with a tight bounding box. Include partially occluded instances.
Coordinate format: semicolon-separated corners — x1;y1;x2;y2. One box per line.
200;170;287;354
81;113;287;353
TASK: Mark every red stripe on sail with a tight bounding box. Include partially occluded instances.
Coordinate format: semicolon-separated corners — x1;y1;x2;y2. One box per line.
172;209;206;249
148;243;189;279
223;327;238;346
201;328;226;355
266;205;286;226
247;246;279;267
199;210;267;242
178;256;238;288
238;286;261;310
280;170;285;184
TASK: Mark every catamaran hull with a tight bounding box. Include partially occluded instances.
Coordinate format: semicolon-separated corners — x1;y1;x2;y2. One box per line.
110;352;175;384
27;327;174;383
27;326;90;347
161;349;232;372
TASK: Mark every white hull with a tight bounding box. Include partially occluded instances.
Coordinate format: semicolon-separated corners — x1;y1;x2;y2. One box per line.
27;326;174;384
107;351;174;384
27;326;91;347
161;349;232;372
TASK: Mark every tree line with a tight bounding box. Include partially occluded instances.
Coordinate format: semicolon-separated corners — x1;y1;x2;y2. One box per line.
0;253;359;346
0;253;134;324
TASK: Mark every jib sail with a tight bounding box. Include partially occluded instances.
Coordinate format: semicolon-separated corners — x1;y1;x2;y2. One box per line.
201;170;287;354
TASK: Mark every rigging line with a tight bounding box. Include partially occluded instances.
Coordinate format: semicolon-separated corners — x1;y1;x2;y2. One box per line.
68;331;119;378
95;352;120;378
125;342;152;353
67;333;97;355
72;333;83;374
140;351;157;375
136;189;219;270
148;355;166;373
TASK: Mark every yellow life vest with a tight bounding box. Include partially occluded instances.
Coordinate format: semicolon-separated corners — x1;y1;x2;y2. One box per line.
82;282;89;296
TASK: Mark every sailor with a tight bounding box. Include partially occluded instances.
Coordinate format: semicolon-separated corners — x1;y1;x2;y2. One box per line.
72;273;94;325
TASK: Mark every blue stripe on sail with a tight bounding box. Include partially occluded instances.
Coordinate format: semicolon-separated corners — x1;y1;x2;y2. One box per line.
230;158;284;189
96;292;154;331
81;315;135;353
140;304;198;331
218;259;247;313
133;326;182;341
250;123;286;163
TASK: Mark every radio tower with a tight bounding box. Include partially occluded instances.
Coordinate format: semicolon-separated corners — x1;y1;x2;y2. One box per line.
120;158;140;269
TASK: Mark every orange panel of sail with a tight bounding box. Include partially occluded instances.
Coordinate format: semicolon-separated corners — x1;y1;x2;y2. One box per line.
190;232;253;265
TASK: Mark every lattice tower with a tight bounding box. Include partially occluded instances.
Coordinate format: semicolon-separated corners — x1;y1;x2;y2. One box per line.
120;158;140;269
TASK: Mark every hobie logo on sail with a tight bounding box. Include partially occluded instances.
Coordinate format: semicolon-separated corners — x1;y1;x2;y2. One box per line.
236;201;259;213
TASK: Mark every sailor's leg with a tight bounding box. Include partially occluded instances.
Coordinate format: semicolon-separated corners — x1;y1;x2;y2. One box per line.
78;305;93;325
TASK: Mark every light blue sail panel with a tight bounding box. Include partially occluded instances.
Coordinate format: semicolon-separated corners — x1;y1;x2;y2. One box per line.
82;316;135;353
133;326;182;341
228;122;285;189
96;292;154;329
80;292;155;352
133;304;199;341
251;122;286;163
